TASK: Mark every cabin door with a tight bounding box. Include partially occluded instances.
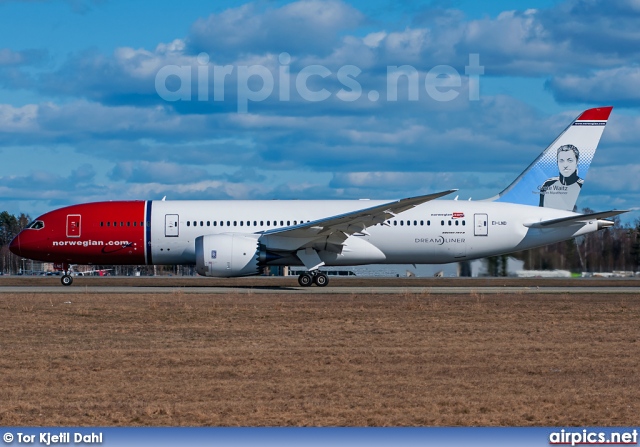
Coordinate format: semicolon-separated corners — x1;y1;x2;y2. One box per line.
165;214;179;237
474;213;488;236
66;214;81;238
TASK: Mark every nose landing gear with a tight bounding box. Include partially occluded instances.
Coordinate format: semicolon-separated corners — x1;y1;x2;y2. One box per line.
60;263;73;286
61;274;73;286
297;271;329;287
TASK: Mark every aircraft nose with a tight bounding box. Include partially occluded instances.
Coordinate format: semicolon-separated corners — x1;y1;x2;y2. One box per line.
9;233;21;256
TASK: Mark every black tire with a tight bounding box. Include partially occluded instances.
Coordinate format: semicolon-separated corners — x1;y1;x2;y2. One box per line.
61;275;73;286
298;273;313;287
314;273;329;287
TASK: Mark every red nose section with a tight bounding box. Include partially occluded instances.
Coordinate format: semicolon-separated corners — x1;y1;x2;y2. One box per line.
11;201;147;265
9;234;21;257
9;229;41;260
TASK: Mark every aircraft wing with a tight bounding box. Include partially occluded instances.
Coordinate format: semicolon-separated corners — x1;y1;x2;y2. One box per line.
259;189;457;253
524;210;627;228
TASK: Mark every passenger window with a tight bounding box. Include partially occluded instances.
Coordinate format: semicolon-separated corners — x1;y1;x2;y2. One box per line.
207;221;210;226
441;220;444;226
107;222;111;227
240;221;244;226
100;222;104;227
448;221;452;226
187;221;190;227
455;220;459;226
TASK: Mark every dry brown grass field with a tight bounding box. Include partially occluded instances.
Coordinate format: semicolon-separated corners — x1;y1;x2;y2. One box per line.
1;287;639;426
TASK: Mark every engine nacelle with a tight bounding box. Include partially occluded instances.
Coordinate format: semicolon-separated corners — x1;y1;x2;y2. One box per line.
195;233;261;277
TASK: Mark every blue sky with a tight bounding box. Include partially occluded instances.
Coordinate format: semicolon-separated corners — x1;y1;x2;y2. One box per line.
0;0;639;222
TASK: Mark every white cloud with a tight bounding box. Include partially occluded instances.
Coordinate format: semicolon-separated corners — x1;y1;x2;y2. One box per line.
589;165;640;193
363;32;387;49
188;0;363;58
0;49;27;66
331;171;458;189
547;66;640;106
109;161;210;184
0;104;39;132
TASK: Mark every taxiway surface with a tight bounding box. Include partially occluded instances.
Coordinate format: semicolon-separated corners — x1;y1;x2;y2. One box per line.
1;276;638;294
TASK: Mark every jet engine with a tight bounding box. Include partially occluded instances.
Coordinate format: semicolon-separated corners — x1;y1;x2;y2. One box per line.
195;233;261;277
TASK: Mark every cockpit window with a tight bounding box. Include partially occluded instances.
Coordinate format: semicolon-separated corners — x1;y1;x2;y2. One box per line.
26;220;45;230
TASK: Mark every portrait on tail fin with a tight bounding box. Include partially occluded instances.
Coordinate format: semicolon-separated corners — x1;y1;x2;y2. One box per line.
490;107;612;211
538;144;583;209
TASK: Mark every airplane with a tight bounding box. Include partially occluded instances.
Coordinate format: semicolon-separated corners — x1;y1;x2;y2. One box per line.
9;106;626;287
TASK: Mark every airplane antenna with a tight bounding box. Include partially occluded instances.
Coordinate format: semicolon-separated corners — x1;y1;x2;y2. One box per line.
162;196;166;201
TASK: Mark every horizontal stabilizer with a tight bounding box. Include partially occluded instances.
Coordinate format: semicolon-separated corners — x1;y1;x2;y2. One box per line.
524;210;627;228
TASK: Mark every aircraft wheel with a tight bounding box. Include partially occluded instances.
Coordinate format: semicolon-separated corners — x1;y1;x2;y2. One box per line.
298;273;313;287
314;272;329;287
61;275;73;286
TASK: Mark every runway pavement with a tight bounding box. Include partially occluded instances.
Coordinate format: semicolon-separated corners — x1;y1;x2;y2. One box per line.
1;285;638;294
2;275;639;294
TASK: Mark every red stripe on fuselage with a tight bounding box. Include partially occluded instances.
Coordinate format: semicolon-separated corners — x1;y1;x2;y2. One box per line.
14;201;146;265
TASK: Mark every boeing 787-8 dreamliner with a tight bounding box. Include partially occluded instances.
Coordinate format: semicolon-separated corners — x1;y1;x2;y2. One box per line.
10;106;626;286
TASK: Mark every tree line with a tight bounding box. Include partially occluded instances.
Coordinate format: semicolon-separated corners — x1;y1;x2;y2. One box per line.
0;211;31;274
1;209;639;275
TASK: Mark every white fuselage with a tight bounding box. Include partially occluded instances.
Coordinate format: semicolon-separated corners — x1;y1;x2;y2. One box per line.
149;199;598;266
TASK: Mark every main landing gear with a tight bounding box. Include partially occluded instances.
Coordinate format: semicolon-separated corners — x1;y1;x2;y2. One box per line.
298;271;329;287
